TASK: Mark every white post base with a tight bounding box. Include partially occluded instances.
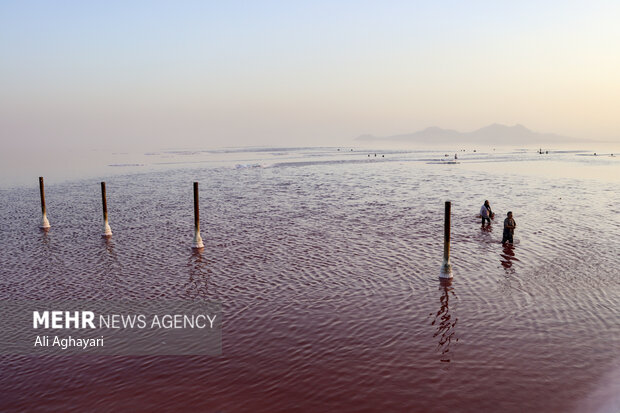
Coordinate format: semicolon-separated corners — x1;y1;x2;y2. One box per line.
102;220;112;237
440;260;453;279
192;230;204;249
40;213;51;229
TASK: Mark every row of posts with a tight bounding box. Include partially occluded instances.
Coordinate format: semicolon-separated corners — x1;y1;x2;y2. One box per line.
37;177;453;282
39;177;204;249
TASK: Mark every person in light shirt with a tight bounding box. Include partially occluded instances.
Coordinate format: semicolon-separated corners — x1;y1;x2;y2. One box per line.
480;200;493;227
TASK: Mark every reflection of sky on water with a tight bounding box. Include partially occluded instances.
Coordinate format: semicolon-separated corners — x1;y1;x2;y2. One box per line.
2;145;618;189
1;143;618;412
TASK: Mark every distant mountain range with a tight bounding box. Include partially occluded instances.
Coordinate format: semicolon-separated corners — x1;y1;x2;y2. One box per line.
356;124;582;145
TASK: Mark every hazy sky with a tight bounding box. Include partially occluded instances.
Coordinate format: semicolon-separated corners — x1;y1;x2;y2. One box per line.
1;0;619;150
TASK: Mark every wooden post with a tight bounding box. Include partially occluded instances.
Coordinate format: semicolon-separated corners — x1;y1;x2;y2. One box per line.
440;201;453;279
192;182;204;249
101;182;112;237
39;177;51;229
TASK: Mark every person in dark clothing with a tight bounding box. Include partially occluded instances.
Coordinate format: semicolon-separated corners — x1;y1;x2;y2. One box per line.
502;211;516;244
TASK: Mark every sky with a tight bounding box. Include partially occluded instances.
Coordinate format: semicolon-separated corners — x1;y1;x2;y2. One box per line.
1;0;620;151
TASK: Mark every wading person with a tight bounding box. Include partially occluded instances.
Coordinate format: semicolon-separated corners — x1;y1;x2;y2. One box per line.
502;211;516;244
480;200;493;227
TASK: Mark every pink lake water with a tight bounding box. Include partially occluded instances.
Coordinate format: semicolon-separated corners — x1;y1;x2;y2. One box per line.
0;146;619;412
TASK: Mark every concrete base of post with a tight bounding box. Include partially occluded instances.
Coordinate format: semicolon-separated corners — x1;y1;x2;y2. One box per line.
192;230;204;249
440;259;453;279
40;213;51;230
101;220;112;237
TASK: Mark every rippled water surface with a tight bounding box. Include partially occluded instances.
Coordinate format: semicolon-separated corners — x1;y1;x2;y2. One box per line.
0;147;619;412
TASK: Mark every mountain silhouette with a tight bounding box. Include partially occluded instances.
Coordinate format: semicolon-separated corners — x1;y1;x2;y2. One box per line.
356;124;580;145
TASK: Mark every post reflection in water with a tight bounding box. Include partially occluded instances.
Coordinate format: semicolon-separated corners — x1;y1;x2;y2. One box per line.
99;237;122;287
39;228;50;248
103;237;118;261
185;250;214;299
430;282;459;363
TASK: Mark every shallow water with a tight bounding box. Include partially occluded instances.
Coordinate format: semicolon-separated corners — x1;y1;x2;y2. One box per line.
0;148;619;412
